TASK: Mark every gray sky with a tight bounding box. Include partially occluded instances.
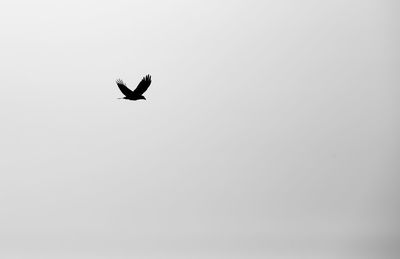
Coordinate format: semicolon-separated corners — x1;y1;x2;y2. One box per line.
0;0;399;258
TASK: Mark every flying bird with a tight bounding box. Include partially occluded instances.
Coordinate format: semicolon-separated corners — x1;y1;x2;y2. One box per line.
116;74;152;100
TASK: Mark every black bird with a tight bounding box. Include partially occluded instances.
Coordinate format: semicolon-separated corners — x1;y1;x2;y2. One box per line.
116;74;152;100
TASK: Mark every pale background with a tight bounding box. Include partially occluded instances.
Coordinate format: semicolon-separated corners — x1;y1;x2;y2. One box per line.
0;0;399;258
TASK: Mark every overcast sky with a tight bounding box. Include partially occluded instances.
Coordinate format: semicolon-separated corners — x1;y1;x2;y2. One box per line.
0;0;399;258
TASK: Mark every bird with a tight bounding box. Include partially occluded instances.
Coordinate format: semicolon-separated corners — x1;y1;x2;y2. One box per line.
116;74;152;101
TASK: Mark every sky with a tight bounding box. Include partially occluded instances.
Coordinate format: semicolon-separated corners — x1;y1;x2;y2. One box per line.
0;0;399;258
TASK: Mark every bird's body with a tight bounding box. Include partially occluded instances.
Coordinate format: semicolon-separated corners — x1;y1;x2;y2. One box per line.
116;75;152;101
120;95;146;101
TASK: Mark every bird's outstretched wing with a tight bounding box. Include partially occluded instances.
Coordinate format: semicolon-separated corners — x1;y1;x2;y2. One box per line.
132;74;152;96
116;79;133;97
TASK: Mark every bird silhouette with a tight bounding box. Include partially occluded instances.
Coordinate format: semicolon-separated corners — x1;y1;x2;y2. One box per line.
116;74;152;100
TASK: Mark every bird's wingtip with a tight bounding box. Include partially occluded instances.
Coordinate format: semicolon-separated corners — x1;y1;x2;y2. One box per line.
116;78;124;84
